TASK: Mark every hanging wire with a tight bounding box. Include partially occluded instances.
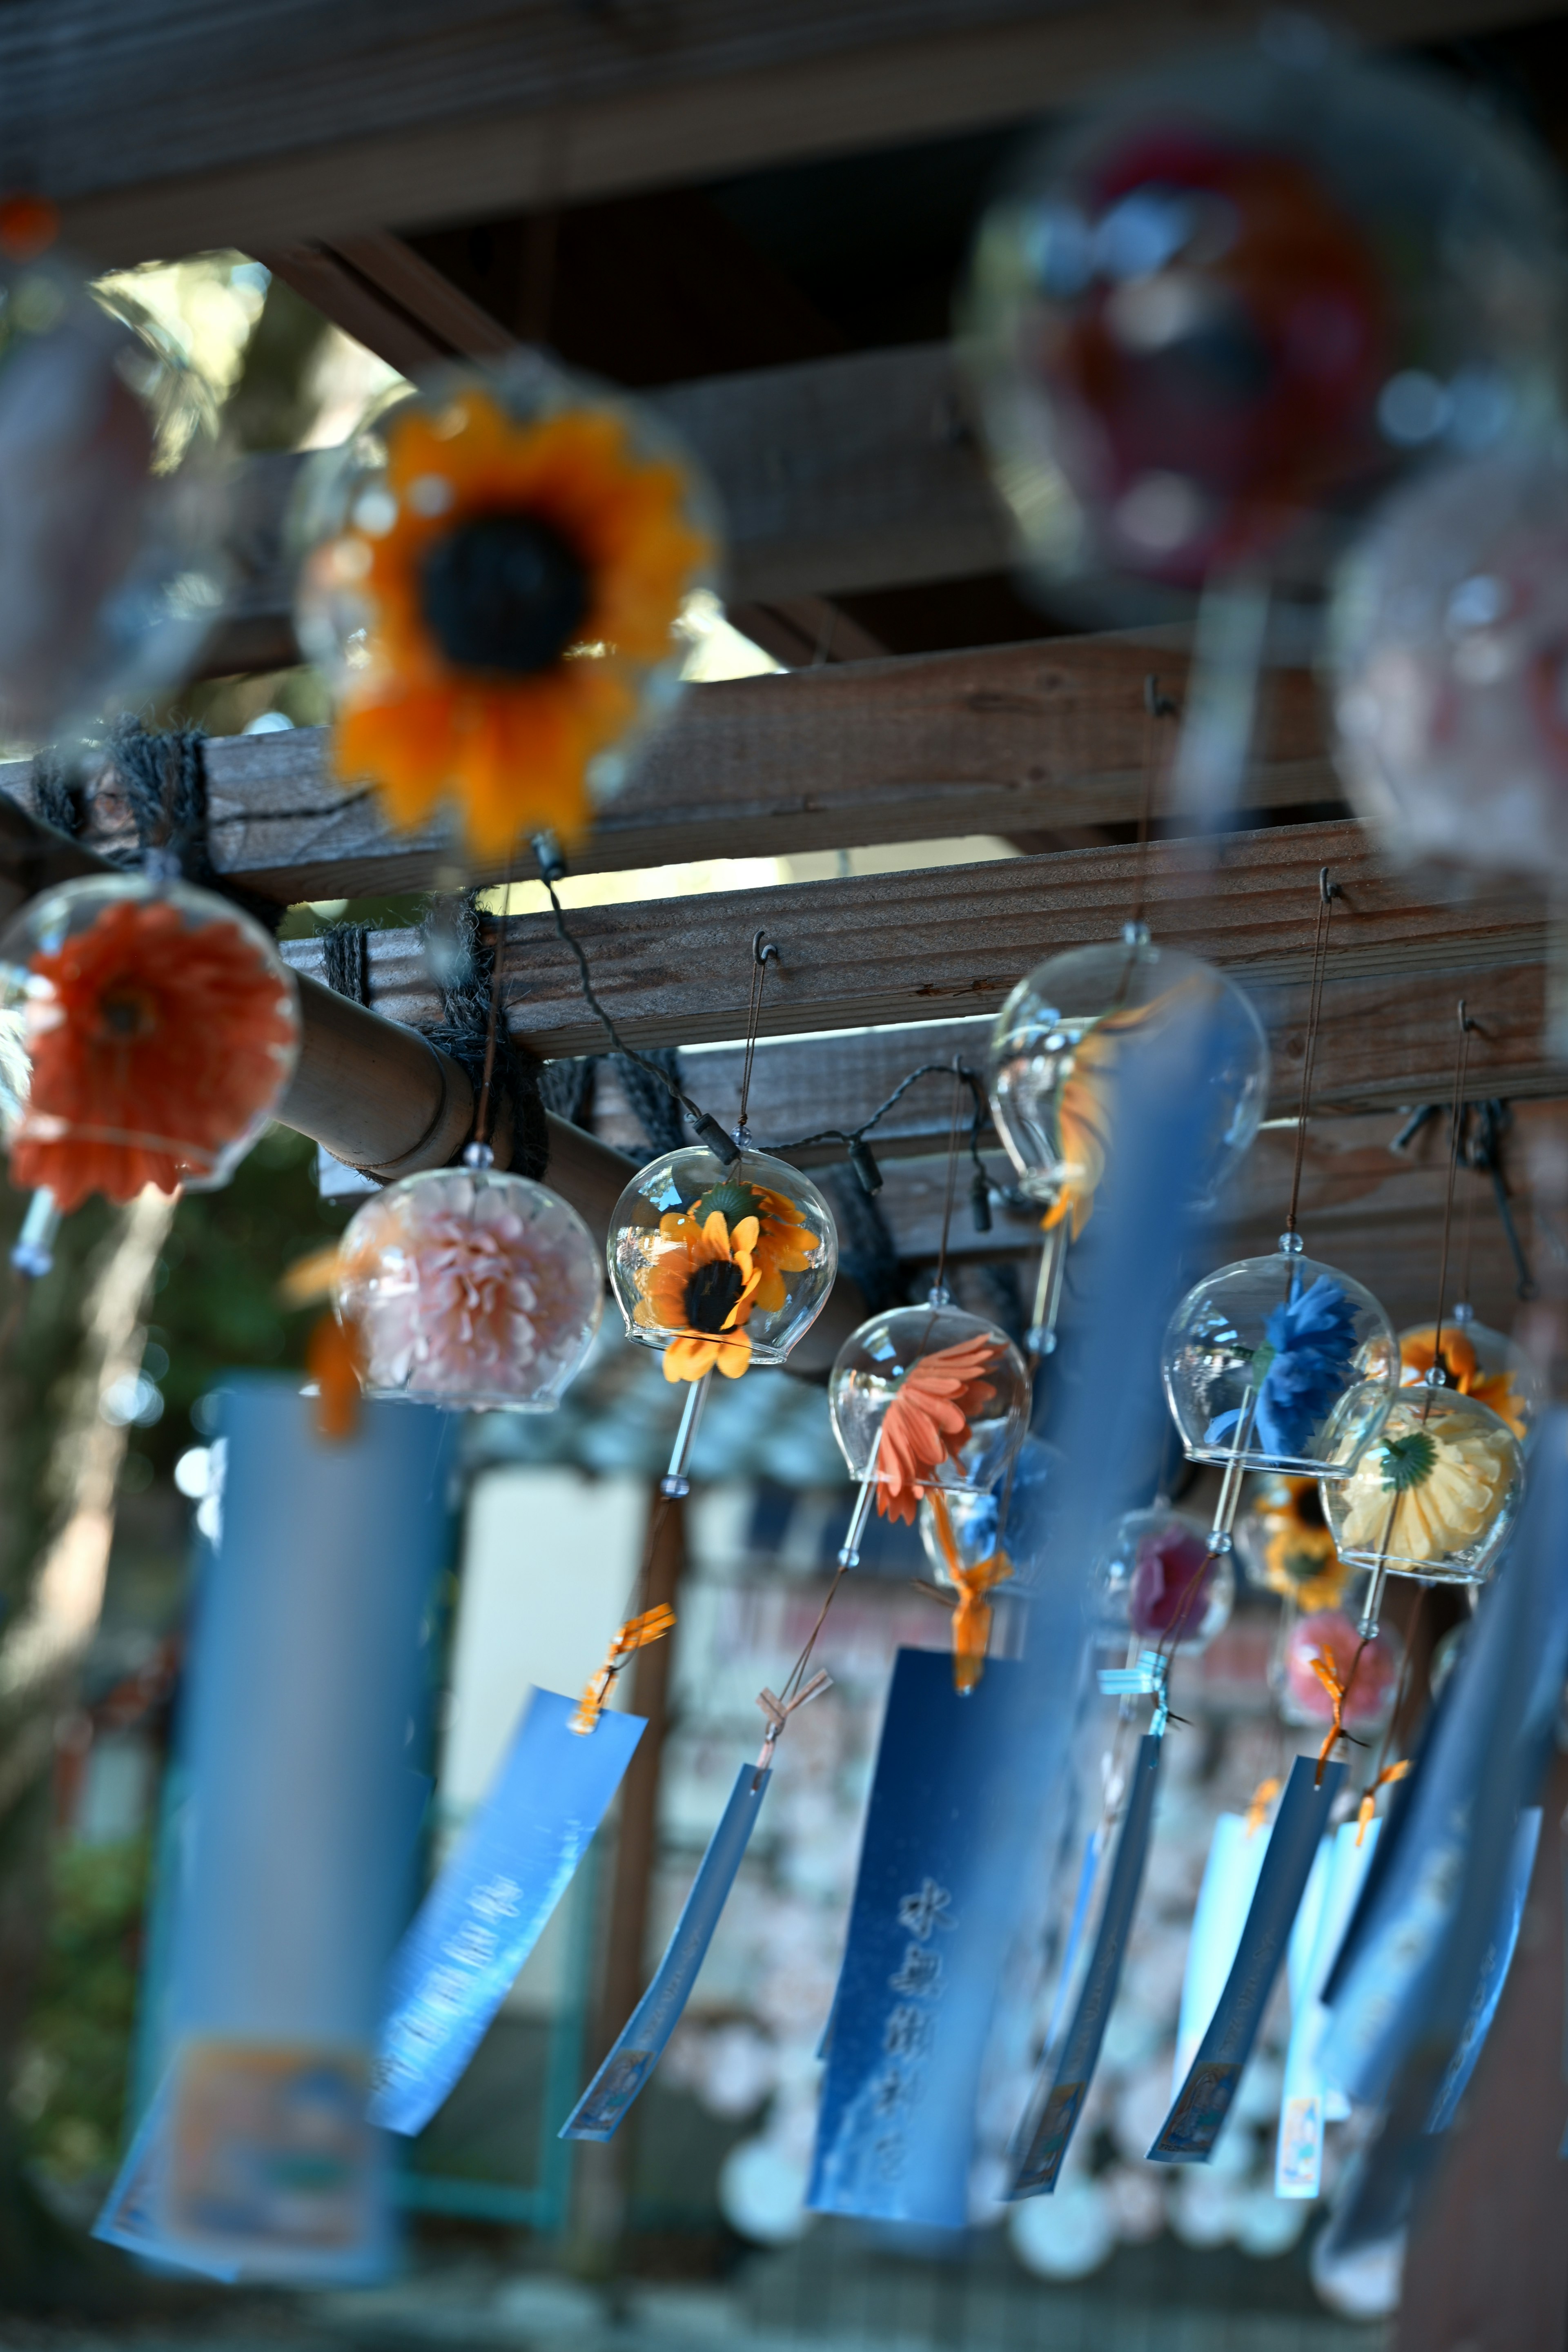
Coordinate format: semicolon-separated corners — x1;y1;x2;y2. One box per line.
1428;1002;1478;1397
471;854;514;1151
736;930;778;1145
1284;867;1338;1239
1127;673;1178;939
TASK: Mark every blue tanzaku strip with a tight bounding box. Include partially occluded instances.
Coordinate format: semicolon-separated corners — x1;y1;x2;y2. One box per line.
92;2074;238;2283
1430;1805;1540;2138
808;1648;1029;2227
562;1762;771;2142
1040;1824;1105;2061
374;1689;645;2136
1009;1734;1164;2199
1150;1753;1345;2165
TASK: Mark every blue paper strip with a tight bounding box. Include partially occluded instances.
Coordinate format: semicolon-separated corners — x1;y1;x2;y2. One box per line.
808;1647;1029;2226
1041;1826;1104;2060
1430;1805;1539;2136
1276;1819;1381;2199
373;1688;644;2135
1009;1734;1163;2198
93;2074;239;2283
1172;1811;1271;2096
1150;1753;1345;2164
562;1760;769;2141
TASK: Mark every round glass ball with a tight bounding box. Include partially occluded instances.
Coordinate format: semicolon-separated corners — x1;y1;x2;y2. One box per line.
335;1165;602;1409
829;1304;1030;1503
293;350;720;832
961;39;1567;600
608;1145;837;1372
1274;1608;1402;1733
988;934;1268;1213
1163;1245;1398;1476
0;249;225;742
0;871;298;1212
1320;1379;1523;1583
917;1431;1058;1592
1092;1505;1232;1651
1331;443;1568;884
1398;1307;1540;1445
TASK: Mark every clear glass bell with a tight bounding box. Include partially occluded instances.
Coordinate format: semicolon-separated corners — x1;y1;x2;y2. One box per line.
917;1431;1057;1592
0;871;299;1213
829;1303;1030;1517
334;1164;602;1410
1233;1474;1352;1613
1398;1308;1539;1444
607;1145;837;1379
1162;1241;1399;1477
1274;1608;1403;1734
0;249;227;742
293;350;719;858
1091;1505;1233;1653
988;934;1269;1221
1319;1378;1523;1584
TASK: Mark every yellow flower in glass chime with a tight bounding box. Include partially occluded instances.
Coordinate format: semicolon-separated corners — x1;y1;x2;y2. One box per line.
309;374;715;859
637;1207;762;1382
1399;1323;1528;1439
1337;1405;1515;1560
1248;1475;1350;1613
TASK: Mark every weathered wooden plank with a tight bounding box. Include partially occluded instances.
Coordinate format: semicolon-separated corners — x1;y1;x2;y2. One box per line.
7;635;1334;897
198;341;1014;675
278;820;1552;1058
39;0;1559;264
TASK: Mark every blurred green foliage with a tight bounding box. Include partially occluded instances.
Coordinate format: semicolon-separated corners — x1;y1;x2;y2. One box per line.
14;1838;148;2184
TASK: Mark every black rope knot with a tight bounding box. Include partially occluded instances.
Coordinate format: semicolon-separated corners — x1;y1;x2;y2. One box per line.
422;893;549;1183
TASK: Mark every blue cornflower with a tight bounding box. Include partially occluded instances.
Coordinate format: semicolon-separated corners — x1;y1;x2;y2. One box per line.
1207;1276;1357;1459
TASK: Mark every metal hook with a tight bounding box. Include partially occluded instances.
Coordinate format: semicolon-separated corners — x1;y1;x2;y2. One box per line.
1319;865;1337;904
1458;998;1476;1034
753;930;779;968
1144;673;1178;720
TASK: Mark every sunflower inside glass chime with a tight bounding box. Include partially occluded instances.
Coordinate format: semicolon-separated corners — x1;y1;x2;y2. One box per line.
296;355;717;859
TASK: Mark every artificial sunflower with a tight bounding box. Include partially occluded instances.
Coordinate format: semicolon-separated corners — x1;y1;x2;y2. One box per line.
1400;1323;1528;1440
685;1176;816;1312
325;381;713;859
12;894;297;1214
635;1207;761;1383
1337;1403;1515;1562
1246;1476;1349;1612
877;1333;1005;1524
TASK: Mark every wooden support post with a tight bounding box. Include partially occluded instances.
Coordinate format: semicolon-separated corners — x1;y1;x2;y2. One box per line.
1394;1751;1568;2351
570;1488;686;2270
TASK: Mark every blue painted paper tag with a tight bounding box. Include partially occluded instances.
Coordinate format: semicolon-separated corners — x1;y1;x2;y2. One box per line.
1172;1811;1270;2096
373;1688;644;2136
1276;1819;1381;2199
808;1648;1029;2226
1040;1825;1104;2060
1151;1753;1344;2164
1430;1805;1539;2136
1009;1734;1163;2198
562;1760;770;2141
93;2074;239;2283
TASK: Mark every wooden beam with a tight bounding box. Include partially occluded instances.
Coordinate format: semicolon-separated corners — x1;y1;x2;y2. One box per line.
276;820;1552;1067
41;0;1560;265
198;340;1012;674
13;634;1335;896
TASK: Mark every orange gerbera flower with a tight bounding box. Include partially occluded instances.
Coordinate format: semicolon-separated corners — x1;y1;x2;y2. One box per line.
1400;1324;1527;1439
324;386;713;859
636;1207;762;1383
877;1333;1005;1524
927;1486;1013;1694
12;896;296;1214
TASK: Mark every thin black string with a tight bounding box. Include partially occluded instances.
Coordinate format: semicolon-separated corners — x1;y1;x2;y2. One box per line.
1285;867;1337;1238
473;856;514;1148
737;931;777;1142
932;1065;967;1301
1128;673;1177;940
1428;1003;1477;1396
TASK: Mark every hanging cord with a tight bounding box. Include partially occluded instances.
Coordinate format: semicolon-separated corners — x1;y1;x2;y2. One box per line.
736;929;778;1145
472;856;514;1151
423;895;550;1178
538;870;742;1163
1126;674;1178;942
931;1064;968;1303
1427;1003;1477;1396
1284;867;1339;1240
762;1059;992;1220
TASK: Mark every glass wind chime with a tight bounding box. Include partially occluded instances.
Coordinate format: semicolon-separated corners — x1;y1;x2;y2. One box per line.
987;690;1270;1360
